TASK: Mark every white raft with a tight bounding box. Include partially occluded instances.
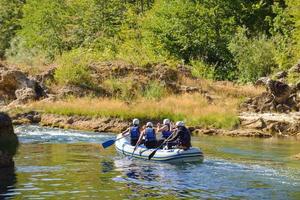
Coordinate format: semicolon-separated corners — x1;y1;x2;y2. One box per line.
115;134;204;163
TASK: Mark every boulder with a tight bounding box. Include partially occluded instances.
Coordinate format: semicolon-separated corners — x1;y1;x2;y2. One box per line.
15;88;37;102
0;113;19;168
242;78;300;113
0;67;46;104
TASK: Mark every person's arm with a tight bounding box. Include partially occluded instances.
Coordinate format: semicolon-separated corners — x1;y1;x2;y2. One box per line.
166;129;180;142
121;127;130;136
135;130;145;149
157;125;168;133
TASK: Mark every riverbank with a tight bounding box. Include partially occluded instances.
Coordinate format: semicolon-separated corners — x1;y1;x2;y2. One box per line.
2;61;300;138
8;110;298;139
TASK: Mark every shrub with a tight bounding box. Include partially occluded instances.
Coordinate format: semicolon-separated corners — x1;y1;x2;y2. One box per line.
54;50;92;86
190;60;215;79
103;78;136;101
229;27;277;83
143;82;166;101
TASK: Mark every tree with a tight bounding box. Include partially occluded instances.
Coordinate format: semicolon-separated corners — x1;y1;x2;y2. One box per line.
286;0;300;59
0;0;24;58
18;0;70;59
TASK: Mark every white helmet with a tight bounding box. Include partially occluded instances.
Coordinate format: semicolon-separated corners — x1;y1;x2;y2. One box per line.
163;119;170;125
132;118;139;125
175;121;184;127
146;122;153;127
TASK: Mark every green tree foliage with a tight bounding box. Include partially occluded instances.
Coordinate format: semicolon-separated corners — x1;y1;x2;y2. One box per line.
19;0;70;58
2;0;299;83
229;27;277;83
54;49;92;86
286;0;300;59
0;0;24;58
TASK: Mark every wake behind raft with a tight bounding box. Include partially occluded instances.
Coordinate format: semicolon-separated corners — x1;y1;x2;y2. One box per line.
115;134;204;163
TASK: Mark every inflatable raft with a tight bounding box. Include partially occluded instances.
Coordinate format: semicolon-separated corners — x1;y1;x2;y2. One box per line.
115;134;204;163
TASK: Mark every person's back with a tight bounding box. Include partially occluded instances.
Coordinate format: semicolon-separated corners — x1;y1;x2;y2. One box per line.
129;125;140;146
166;121;191;150
144;122;157;149
177;126;191;149
121;118;140;146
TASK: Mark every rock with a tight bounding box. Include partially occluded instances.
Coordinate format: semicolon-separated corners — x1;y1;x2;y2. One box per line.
35;66;56;85
57;85;107;98
0;113;19;168
40;114;130;132
179;85;200;93
15;88;37;103
12;111;41;125
275;71;288;80
241;118;266;129
226;129;272;138
0;67;46;104
242;77;300;113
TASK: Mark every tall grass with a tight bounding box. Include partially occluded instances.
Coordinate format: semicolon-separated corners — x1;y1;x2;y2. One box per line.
143;82;166;100
30;94;239;129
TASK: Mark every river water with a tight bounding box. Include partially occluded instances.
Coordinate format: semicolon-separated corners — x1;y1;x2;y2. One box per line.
0;125;300;200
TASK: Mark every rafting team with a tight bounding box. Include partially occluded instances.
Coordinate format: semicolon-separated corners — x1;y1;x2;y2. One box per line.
121;118;191;150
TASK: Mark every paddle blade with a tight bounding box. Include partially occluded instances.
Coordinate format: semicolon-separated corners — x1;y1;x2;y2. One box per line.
102;139;115;149
148;149;158;160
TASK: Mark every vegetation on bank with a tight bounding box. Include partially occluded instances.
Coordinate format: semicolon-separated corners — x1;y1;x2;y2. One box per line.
1;0;300;83
30;82;263;129
30;94;238;129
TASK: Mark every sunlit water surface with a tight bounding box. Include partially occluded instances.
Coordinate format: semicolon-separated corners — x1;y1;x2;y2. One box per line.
0;125;300;199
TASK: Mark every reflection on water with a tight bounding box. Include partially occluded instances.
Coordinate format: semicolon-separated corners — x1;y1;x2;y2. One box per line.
0;125;299;199
0;167;17;199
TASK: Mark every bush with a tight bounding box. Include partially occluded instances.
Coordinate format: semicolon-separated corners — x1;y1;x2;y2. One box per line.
103;78;136;101
143;82;166;100
229;27;277;83
190;60;215;79
54;50;92;86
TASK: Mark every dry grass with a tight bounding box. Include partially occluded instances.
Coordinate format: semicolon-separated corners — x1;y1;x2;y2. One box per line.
180;77;264;99
30;93;239;129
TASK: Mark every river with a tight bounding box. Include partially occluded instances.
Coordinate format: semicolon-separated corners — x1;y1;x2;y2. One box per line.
0;125;299;199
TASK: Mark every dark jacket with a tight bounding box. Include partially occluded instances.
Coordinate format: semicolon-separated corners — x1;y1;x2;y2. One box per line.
167;126;191;149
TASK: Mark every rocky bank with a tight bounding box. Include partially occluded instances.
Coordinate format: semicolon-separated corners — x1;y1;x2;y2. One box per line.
1;61;300;138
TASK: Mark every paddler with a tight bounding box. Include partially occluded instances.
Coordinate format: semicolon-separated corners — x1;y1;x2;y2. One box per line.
121;118;141;146
165;121;191;150
136;122;157;149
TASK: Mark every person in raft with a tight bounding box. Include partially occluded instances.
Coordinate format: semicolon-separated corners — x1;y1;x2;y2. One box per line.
136;122;157;149
156;118;175;148
121;118;141;146
165;121;191;150
157;119;172;139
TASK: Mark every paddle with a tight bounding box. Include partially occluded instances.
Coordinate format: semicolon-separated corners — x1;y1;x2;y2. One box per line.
148;128;175;160
101;134;128;149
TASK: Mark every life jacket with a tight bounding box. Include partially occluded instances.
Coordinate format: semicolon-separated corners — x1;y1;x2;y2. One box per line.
162;124;172;139
130;126;140;140
145;128;156;142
